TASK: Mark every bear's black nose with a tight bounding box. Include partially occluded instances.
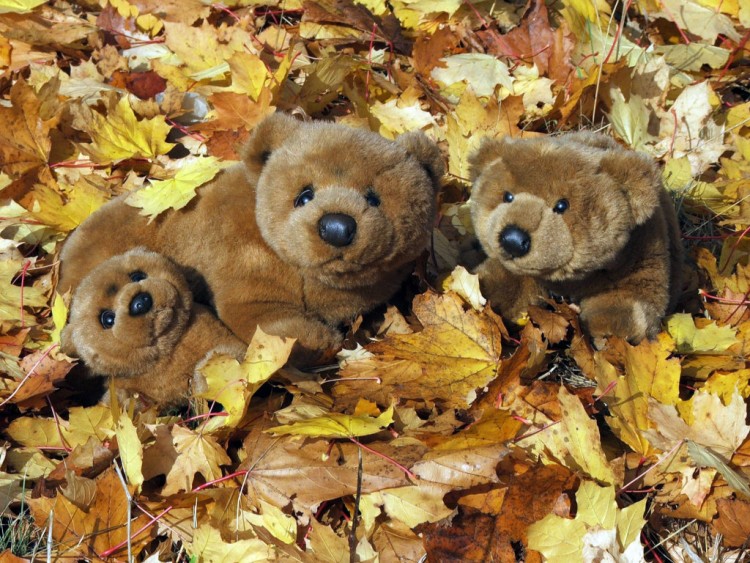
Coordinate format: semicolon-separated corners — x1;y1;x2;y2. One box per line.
318;213;357;247
129;292;153;316
500;226;531;258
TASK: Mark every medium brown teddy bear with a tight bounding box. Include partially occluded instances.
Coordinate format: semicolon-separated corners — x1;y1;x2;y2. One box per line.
468;132;682;343
58;113;443;361
61;248;246;407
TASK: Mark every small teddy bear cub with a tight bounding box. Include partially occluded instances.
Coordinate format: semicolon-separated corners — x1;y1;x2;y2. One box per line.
61;248;246;407
469;132;682;343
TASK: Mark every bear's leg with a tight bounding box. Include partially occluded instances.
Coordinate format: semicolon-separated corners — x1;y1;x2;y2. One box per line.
477;259;544;323
579;293;662;345
218;302;343;363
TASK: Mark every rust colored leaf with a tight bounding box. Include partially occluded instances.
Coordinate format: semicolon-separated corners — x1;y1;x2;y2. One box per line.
12;349;73;404
28;469;152;559
0;79;54;178
712;498;750;547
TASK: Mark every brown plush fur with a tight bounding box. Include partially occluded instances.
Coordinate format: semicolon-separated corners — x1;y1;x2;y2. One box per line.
61;248;246;407
468;132;682;343
59;113;443;360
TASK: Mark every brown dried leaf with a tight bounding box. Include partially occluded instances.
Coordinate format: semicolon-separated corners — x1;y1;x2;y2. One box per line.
28;469;151;559
712;498;750;547
333;291;503;409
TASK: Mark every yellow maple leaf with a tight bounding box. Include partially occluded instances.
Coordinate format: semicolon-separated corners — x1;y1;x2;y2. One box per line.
528;481;647;561
593;334;681;456
666;313;738;354
333;291;504;410
189;523;274;562
27;178;109;232
7;405;114;449
125;156;225;222
441;265;486;311
267;405;394;439
195;328;293;432
556;386;615;484
362;484;453;528
162;426;231;495
243;499;296;545
644;389;750;461
81;96;174;163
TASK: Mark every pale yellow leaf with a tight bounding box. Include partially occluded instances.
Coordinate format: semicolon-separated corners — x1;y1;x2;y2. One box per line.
188;523;273;562
644;389;750;460
370;98;435;138
593;334;680;456
244;499;296;545
527;513;586;562
666;313;738;354
196;328;293;432
0;0;45;14
267;405;394;439
616;497;647;548
431;54;513;101
114;411;144;493
575;481;617;530
364;484;453;528
441;266;486;311
162;426;231;495
126;156;225;222
556;386;615;484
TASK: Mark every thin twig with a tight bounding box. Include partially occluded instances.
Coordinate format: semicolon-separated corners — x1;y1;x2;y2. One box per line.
113;463;133;563
349;446;363;563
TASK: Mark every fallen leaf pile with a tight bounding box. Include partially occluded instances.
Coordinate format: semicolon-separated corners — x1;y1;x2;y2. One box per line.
1;0;750;561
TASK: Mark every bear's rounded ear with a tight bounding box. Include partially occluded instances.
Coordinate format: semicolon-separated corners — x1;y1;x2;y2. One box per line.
396;131;445;188
242;113;304;178
467;137;508;181
598;150;662;225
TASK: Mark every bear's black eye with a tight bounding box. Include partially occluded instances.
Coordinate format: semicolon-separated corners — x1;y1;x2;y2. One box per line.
503;191;514;203
365;188;380;207
294;185;315;208
129;271;147;282
553;199;569;214
100;310;116;329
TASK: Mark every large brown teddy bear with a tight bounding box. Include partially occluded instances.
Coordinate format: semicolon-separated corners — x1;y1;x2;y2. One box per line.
61;248;246;407
59;113;443;360
468;132;682;343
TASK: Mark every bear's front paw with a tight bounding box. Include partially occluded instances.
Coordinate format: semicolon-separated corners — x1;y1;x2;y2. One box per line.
579;299;658;345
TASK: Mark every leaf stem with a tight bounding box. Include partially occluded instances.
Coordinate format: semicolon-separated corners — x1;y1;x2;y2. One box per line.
348;437;416;479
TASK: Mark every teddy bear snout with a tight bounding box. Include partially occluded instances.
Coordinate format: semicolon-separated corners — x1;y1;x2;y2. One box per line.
500;225;531;258
318;213;357;247
129;292;153;316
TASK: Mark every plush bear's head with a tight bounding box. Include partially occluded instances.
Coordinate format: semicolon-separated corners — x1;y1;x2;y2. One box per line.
245;114;444;288
469;133;663;282
61;248;193;377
